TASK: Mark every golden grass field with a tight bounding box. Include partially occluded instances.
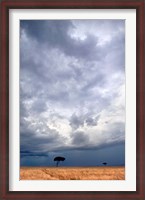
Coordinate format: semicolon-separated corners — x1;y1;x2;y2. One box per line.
20;166;125;180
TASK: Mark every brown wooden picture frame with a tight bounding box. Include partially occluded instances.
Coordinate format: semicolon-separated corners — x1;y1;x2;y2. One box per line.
0;0;144;199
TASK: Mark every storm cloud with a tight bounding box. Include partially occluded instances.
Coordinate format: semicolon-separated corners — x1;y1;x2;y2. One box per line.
20;19;125;166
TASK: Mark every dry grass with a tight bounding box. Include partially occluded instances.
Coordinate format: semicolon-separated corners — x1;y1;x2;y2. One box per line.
20;166;125;180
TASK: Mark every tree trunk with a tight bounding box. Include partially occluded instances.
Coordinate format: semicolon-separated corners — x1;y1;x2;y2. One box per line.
56;161;59;167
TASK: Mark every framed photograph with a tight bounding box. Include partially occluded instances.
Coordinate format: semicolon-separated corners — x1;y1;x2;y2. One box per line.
0;0;144;199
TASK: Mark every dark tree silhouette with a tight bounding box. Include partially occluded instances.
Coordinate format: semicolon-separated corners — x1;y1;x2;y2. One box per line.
102;162;107;166
54;156;65;167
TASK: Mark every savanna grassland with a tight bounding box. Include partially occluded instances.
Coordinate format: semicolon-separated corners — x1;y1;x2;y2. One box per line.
20;166;125;180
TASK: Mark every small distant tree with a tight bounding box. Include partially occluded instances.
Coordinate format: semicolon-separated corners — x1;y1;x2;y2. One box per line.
54;156;65;167
102;162;107;166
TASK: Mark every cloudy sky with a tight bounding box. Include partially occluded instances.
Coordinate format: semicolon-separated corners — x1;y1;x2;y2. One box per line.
20;19;125;167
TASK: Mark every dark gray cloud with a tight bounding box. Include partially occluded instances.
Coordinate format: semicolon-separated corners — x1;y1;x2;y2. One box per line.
86;117;98;126
21;20;73;47
71;131;89;146
69;113;100;131
87;115;100;126
20;150;49;157
69;114;84;130
21;20;101;61
20;19;125;166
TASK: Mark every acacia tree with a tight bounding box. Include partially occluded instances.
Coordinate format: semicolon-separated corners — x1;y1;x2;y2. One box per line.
54;156;65;167
102;162;107;166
